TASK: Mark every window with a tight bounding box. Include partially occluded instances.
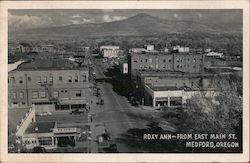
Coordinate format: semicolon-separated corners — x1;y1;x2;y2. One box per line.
53;91;59;98
141;59;143;62
43;76;47;83
28;77;31;82
38;76;41;83
68;76;72;83
82;74;86;82
169;59;171;63
76;90;81;97
19;92;24;99
59;76;63;81
49;76;53;83
10;77;15;83
38;137;52;145
32;91;38;99
39;91;46;98
13;92;17;99
193;58;196;62
19;77;23;84
145;59;148;62
134;60;138;63
21;102;26;105
75;76;78;82
163;59;166;63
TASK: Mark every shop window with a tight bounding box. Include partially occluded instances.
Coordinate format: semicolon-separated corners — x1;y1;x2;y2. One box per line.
32;91;38;99
38;137;52;145
39;91;46;98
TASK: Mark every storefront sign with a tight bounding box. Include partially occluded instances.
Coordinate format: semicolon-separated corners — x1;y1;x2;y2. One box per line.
54;128;77;133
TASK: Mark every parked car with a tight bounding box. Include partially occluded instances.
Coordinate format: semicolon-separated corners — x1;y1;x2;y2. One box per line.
70;109;85;115
32;146;46;153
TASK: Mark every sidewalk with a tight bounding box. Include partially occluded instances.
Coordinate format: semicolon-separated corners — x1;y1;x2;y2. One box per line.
87;83;104;153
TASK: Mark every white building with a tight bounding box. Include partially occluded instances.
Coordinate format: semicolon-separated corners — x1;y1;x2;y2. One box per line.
205;52;224;58
144;85;217;108
145;45;154;51
100;46;120;58
173;45;190;53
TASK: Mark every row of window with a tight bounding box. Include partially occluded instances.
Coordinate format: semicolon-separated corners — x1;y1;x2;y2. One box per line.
12;92;24;99
31;90;82;99
8;75;87;84
133;57;202;64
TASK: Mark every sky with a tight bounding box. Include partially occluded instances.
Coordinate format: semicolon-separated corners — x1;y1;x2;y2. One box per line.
8;9;242;31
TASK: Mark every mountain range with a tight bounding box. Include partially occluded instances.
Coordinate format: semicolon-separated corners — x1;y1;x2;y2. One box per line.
9;13;242;40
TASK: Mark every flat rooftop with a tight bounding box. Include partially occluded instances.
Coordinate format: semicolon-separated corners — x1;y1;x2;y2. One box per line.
135;70;215;77
15;58;86;70
8;107;31;132
149;86;183;91
25;121;55;134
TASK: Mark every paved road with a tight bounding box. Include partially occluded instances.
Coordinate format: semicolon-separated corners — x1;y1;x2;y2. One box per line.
92;59;152;152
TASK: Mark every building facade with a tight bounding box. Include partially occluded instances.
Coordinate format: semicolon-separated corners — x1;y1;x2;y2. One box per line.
129;52;204;75
8;59;89;112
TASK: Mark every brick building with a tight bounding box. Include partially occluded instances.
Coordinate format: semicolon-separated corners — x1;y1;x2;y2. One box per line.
8;58;89;112
128;52;204;75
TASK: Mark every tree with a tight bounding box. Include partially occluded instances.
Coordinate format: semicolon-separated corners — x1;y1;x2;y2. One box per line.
180;79;242;135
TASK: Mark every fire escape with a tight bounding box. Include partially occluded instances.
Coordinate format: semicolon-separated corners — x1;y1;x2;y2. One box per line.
41;82;60;105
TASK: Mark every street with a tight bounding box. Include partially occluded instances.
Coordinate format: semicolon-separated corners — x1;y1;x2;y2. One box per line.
92;59;152;152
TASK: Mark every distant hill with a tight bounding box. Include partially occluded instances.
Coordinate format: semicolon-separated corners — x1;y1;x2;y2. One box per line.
9;13;242;40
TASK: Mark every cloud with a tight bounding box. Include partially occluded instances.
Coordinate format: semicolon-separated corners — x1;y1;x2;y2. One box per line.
102;14;127;22
71;17;95;24
173;13;179;18
71;14;81;18
8;12;52;30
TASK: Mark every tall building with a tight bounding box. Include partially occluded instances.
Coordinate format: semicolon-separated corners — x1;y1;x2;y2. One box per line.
128;52;204;75
8;58;89;112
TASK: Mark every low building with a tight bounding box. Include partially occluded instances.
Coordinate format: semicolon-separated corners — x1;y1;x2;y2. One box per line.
205;52;223;58
100;46;121;58
172;45;190;53
8;58;89;112
144;85;217;107
132;70;228;108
